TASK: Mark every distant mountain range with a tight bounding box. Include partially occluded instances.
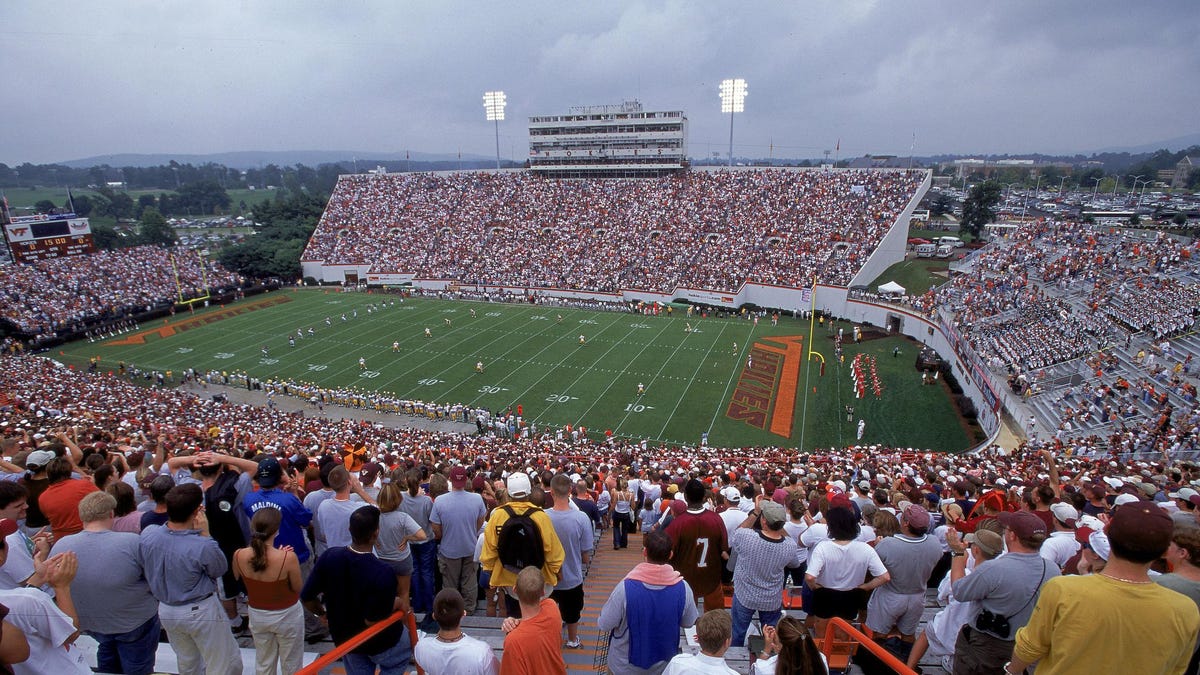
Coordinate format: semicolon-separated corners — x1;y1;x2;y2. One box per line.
1094;133;1200;155
52;133;1200;170
57;150;494;170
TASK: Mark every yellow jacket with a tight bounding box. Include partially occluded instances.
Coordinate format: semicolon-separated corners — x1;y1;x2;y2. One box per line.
480;500;564;589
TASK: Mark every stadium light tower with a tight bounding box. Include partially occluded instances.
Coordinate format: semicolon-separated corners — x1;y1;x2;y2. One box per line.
483;90;507;171
719;78;747;167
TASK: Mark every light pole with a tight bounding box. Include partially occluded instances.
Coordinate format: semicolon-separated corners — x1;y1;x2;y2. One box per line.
1021;175;1041;221
1091;177;1103;202
1059;176;1067;195
719;78;747;168
483;91;507;171
1128;175;1144;204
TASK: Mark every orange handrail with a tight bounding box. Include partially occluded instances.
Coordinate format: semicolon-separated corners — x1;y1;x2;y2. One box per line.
821;617;918;675
297;610;422;675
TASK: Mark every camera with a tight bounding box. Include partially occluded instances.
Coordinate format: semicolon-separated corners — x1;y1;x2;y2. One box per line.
975;609;1012;639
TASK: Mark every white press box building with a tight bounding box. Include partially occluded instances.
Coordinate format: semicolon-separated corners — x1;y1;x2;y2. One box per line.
528;100;687;178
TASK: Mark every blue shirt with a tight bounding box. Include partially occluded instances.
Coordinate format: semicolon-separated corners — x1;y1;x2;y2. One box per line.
138;525;227;606
244;488;313;562
429;490;487;558
547;507;594;589
302;547;402;655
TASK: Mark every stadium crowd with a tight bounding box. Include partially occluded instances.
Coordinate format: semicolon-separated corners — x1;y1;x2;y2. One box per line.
0;245;241;338
303;169;924;294
3;352;1200;673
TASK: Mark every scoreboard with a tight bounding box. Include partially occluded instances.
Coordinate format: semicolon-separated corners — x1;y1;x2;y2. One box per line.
3;215;95;263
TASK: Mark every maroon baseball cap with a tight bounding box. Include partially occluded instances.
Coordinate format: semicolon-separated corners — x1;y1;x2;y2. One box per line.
902;503;931;530
449;466;469;487
1106;501;1174;559
998;510;1047;539
0;519;16;539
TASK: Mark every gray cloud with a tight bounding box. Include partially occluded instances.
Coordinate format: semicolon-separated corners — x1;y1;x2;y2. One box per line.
2;0;1197;164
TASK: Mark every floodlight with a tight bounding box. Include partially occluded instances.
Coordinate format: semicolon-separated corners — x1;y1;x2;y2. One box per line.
719;78;748;166
719;78;747;113
483;91;506;121
483;91;507;170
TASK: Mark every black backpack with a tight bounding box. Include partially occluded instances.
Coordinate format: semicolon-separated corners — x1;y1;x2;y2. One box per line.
496;505;545;574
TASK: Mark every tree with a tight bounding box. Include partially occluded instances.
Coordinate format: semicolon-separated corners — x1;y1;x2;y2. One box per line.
90;223;123;250
33;199;57;214
960;180;1003;239
71;194;93;217
136;207;178;246
1173;212;1188;226
930;193;953;218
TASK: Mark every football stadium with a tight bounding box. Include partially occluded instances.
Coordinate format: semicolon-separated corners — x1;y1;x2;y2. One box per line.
5;28;1200;675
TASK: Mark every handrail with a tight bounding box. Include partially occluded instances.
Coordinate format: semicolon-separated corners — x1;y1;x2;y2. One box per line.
821;617;918;675
297;610;422;675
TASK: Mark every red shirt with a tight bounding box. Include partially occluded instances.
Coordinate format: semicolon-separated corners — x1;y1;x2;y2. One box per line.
39;478;99;538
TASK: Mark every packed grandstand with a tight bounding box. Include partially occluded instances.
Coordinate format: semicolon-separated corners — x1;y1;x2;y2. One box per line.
5;167;1200;673
0;168;1198;459
301;169;925;293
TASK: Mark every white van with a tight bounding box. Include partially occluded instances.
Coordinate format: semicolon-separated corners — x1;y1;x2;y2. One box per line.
938;236;964;248
935;244;954;258
915;243;936;257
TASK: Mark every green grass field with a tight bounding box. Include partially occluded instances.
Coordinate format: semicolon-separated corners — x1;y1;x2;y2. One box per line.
54;290;974;452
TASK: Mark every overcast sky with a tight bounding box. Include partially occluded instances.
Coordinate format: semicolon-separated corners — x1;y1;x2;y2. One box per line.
3;1;1198;165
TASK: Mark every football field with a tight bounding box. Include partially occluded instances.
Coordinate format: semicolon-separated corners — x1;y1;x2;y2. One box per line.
55;289;974;452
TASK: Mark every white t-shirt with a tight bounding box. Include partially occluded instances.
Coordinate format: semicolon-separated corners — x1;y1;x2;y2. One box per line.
413;631;499;675
0;587;90;675
783;519;810;566
807;540;887;591
663;651;739;675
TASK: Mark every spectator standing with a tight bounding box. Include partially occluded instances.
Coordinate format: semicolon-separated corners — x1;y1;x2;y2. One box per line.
37;457;97;539
1008;503;1200;674
805;505;890;628
1159;524;1200;673
430;467;487;614
665;478;729;613
232;507;304;675
17;449;55;537
413;588;499;675
611;477;634;549
0;484;53;592
375;481;427;615
1039;502;1081;571
661;609;739;675
951;510;1057;675
865;504;944;657
51;492;159;675
302;505;412;675
730;498;801;649
301;461;336;558
315;466;374;550
0;543;88;675
399;469;437;616
139;474;174;531
547;473;594;649
498;566;567;675
598;530;699;675
138;483;242;675
480;472;563;618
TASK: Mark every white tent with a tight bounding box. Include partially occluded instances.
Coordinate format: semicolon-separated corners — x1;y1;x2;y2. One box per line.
877;281;906;296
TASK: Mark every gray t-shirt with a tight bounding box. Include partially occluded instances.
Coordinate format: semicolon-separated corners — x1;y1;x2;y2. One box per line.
375;510;422;563
952;551;1059;639
874;533;945;595
317;497;368;551
731;528;796;611
547;507;595;589
429;490;487;559
53;530;158;633
398;492;433;530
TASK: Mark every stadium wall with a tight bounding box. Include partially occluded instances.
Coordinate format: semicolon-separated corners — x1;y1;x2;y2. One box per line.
850;170;932;287
823;287;1001;449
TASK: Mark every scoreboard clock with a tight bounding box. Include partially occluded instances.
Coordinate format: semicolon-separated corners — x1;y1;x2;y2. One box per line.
3;216;96;263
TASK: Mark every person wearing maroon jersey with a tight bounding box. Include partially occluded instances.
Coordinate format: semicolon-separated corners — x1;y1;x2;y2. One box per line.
665;479;729;613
